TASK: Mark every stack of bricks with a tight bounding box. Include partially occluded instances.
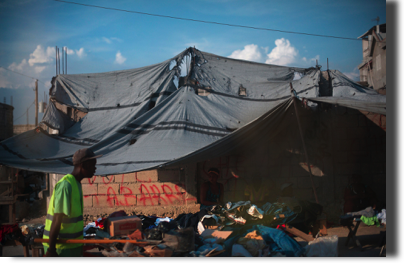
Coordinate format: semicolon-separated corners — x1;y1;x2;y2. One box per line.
81;169;197;208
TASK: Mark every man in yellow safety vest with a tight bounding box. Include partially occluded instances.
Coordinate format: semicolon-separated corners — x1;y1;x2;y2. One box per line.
43;148;102;257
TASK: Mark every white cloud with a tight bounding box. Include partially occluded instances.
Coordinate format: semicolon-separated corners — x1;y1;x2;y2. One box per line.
66;47;74;55
228;44;263;62
0;45;57;89
301;55;320;67
34;66;46;74
265;38;298;66
9;59;28;72
228;39;320;68
103;37;111;44
344;67;360;81
28;45;55;66
115;51;126;64
75;48;86;58
102;37;122;44
111;37;123;43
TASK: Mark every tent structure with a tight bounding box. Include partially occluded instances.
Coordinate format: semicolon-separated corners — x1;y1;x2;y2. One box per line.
0;48;386;176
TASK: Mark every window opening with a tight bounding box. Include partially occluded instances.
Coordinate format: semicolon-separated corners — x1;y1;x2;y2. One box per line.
238;85;247;97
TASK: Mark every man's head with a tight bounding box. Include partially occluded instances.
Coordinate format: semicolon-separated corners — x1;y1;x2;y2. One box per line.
207;168;220;184
72;148;102;179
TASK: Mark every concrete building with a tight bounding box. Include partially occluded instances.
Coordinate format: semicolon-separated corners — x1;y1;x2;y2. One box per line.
13;124;37;136
357;24;386;94
0;102;14;141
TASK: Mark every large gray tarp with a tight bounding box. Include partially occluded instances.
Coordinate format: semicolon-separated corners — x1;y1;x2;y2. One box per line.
0;48;386;175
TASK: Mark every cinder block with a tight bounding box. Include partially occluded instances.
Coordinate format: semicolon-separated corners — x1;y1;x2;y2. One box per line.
114;173;136;183
100;175;115;184
83;195;93;207
98;183;119;195
82;184;97;195
137;193;160;206
136;170;158;182
93;195;114;207
140;182;164;195
162;182;182;194
160;193;185;206
120;183;142;195
116;195;137;206
81;176;97;184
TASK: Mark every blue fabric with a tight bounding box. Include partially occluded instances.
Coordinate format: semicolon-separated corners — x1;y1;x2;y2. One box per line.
255;225;304;257
222;225;303;257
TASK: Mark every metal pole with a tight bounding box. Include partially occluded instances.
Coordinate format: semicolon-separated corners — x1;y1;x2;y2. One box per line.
62;46;64;74
66;47;68;74
35;79;38;126
290;82;319;204
58;48;60;74
55;47;58;75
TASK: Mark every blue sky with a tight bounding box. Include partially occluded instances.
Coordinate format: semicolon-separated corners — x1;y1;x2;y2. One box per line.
0;0;386;125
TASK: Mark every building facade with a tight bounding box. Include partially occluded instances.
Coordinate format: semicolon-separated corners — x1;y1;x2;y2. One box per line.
0;102;14;141
357;24;386;94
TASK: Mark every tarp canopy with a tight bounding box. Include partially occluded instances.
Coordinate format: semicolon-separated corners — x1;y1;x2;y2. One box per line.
0;48;386;175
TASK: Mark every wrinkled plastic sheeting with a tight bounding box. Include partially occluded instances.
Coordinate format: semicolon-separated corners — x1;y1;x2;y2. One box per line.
225;201;251;212
255;225;304;257
303;235;338;257
246;205;264;219
41;102;75;134
261;202;298;224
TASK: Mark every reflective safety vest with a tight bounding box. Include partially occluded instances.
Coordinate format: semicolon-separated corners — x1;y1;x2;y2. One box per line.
43;174;84;249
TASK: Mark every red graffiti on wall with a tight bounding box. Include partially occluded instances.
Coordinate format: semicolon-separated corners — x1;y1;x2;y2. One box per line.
84;171;196;207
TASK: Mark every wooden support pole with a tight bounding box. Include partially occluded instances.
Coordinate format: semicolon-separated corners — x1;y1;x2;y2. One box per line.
290;82;319;204
34;238;161;246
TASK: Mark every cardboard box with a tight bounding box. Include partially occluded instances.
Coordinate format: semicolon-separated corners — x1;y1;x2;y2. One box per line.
107;216;142;236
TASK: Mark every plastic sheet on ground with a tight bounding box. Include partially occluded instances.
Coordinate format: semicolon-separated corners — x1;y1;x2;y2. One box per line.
303;235;338;257
255;225;304;257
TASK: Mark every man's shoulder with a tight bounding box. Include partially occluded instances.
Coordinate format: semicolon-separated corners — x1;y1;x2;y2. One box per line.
55;179;72;192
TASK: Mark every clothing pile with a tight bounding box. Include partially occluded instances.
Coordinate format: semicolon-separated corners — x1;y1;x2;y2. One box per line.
1;223;45;247
340;206;386;227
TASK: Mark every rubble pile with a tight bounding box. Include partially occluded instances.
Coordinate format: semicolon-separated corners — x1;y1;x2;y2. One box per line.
1;199;341;257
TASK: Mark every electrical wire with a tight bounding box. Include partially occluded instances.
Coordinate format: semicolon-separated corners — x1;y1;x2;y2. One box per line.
52;0;360;41
13;100;35;122
0;66;37;80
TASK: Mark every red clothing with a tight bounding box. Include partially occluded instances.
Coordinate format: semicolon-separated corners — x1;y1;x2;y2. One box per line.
0;224;19;243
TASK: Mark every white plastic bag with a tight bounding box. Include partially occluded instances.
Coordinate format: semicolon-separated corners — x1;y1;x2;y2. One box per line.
304;235;338;257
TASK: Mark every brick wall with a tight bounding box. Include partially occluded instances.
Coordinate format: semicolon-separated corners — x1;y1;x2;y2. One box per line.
13;124;36;135
80;167;198;215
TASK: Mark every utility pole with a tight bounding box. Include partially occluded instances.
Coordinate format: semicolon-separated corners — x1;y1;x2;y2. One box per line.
35;79;38;126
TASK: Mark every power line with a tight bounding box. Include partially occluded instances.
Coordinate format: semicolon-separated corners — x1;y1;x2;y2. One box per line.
0;66;37;80
53;0;360;41
13;100;35;122
0;66;52;84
